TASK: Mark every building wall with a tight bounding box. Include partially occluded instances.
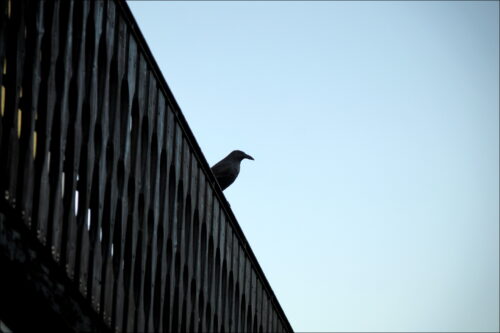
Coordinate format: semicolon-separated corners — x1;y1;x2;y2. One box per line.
0;0;293;332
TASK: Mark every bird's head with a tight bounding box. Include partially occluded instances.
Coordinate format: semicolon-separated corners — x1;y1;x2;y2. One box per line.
229;150;254;162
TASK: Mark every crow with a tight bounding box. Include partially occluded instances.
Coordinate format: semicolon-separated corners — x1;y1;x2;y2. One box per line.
211;150;254;191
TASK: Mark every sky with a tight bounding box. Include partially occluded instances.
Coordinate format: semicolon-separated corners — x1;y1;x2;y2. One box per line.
127;1;499;332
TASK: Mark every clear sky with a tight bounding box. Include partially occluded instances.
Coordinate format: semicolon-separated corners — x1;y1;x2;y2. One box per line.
128;1;499;332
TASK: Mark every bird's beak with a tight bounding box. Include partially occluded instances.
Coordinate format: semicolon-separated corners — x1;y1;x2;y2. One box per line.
245;154;254;161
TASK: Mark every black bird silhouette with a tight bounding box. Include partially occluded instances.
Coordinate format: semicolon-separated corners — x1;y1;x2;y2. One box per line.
211;150;254;190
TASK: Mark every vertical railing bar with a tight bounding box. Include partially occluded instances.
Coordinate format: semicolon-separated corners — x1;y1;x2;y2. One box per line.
47;0;74;264
18;0;44;228
32;0;59;248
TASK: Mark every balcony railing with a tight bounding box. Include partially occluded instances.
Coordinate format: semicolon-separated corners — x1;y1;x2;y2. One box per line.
0;0;293;332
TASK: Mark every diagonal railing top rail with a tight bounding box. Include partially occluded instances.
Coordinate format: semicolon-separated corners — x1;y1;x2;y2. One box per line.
0;0;293;332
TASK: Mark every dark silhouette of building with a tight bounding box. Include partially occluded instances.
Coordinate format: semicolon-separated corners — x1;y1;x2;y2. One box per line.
0;0;293;332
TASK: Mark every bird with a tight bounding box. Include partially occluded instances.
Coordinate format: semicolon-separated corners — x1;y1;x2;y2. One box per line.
211;150;254;191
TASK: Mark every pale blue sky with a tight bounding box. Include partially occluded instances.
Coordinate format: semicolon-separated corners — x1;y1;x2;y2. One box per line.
128;1;499;332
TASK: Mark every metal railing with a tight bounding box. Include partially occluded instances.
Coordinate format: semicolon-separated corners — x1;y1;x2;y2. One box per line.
0;0;293;332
